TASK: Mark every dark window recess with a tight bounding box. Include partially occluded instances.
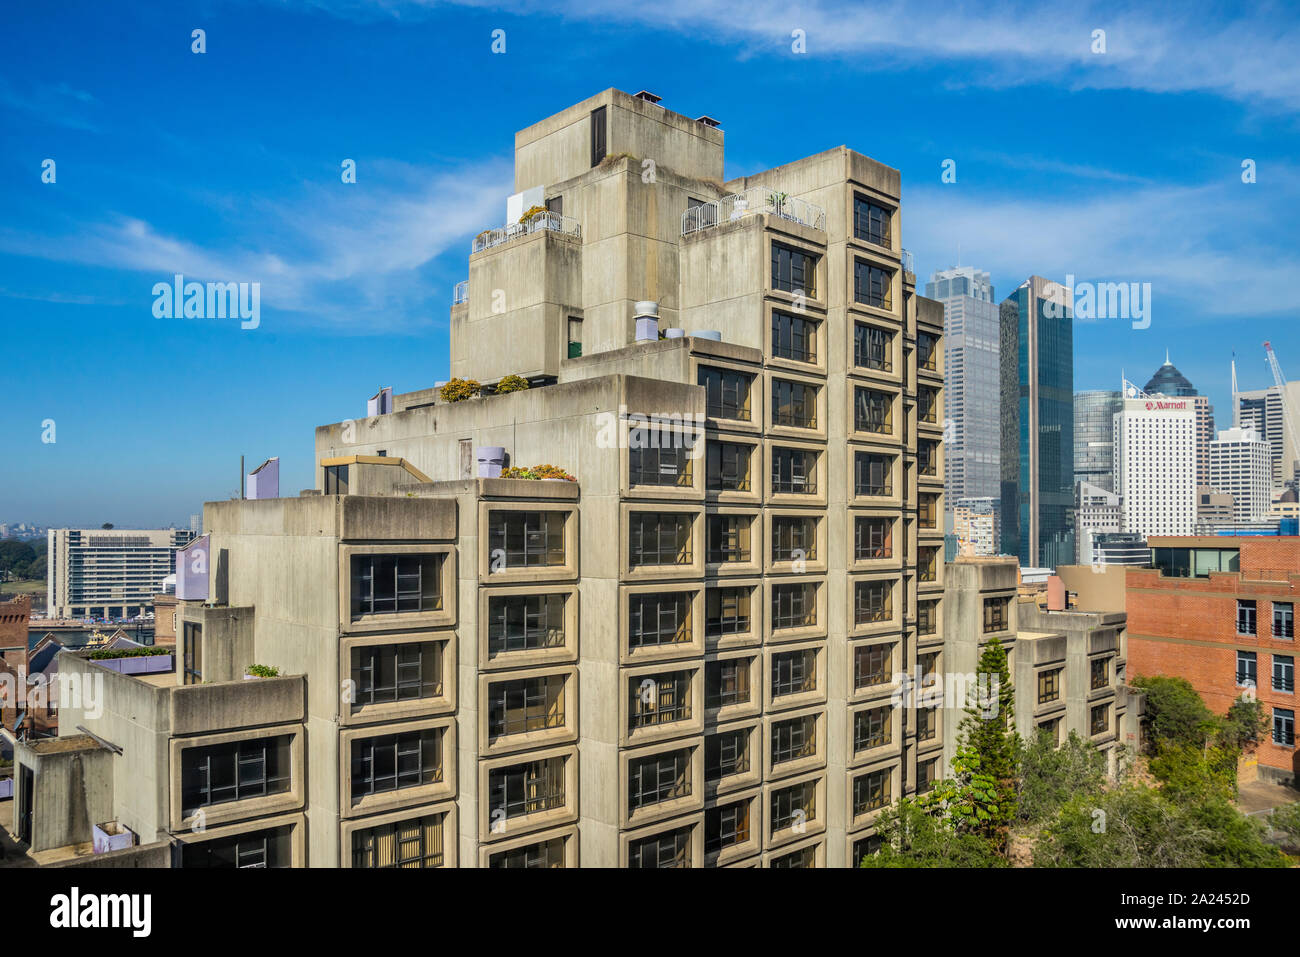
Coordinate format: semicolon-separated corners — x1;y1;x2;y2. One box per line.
590;106;607;167
350;554;443;619
181;736;292;815
853;259;892;309
771;242;817;296
853;196;892;247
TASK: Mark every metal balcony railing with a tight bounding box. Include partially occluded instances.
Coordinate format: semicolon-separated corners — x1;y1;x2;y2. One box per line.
452;280;468;305
682;186;826;236
472;210;582;254
901;248;915;275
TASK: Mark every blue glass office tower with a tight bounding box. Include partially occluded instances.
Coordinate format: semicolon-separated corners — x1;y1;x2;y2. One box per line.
999;276;1074;569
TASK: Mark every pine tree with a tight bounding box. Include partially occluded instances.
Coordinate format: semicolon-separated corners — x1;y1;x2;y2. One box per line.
950;637;1018;843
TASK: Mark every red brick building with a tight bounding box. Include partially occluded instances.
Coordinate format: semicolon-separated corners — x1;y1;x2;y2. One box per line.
1127;536;1298;785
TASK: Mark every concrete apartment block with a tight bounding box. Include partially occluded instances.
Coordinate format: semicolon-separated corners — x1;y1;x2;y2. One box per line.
12;89;943;868
943;556;1139;779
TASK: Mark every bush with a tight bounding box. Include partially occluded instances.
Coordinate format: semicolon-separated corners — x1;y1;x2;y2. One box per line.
519;204;548;223
495;374;530;395
1016;729;1108;826
501;464;576;482
245;664;281;678
1132;675;1218;751
87;646;172;660
439;378;482;403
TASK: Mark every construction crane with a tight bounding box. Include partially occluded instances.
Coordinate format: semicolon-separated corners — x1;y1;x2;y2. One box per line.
1263;341;1300;490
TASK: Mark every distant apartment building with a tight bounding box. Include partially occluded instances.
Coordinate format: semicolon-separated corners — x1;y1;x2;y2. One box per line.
1113;390;1196;539
1073;390;1122;491
943;557;1138;778
16;89;943;869
1129;537;1299;786
952;496;997;557
1236;381;1300;489
927;266;999;534
1073;481;1123;564
999;277;1074;569
1194;487;1235;535
1143;356;1213;488
47;528;195;619
1209;426;1271;524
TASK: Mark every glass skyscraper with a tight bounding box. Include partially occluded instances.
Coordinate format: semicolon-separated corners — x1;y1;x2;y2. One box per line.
1074;390;1123;491
999;276;1074;569
926;267;1000;540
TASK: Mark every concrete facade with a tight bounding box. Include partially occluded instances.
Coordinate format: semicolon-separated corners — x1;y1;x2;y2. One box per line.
943;557;1139;778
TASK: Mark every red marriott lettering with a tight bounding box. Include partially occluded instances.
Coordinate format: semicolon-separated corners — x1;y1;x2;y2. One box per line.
1143;400;1187;410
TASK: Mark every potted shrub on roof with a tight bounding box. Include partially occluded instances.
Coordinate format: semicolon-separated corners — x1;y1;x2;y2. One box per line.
439;378;482;403
245;664;281;680
495;374;530;394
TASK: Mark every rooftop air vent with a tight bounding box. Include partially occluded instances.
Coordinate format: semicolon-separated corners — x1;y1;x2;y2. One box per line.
633;90;662;104
695;115;721;129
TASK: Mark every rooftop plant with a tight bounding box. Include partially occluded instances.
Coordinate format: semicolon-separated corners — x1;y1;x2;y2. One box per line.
496;374;530;394
501;464;577;482
87;646;172;660
246;664;281;678
439;377;482;403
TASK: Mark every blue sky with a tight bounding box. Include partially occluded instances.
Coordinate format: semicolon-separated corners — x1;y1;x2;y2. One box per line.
2;0;1298;526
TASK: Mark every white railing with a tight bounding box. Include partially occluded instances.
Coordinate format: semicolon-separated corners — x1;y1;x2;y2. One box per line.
452;280;469;305
472;210;583;254
681;186;826;236
901;249;915;275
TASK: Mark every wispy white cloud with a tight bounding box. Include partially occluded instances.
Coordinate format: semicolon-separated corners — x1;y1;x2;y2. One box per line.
284;0;1300;110
905;172;1298;323
0;158;513;330
0;78;99;131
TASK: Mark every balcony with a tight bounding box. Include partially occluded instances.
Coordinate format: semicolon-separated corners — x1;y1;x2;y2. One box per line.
682;186;826;236
453;280;468;305
472;210;582;254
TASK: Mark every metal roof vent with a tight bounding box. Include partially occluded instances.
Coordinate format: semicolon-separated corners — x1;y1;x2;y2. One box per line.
695;115;721;129
633;90;662;104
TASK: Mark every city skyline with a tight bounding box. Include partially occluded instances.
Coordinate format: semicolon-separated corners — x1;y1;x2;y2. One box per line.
2;1;1298;526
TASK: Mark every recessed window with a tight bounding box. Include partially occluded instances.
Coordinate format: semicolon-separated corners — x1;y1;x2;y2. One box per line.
983;597;1009;633
487;593;566;656
772;515;817;563
852;769;890;815
854;323;892;372
351;729;442;800
629;512;693;566
854;388;893;435
487;674;567;739
489;836;566;869
771;311;817;363
630;438;693;487
854;453;893;497
699;367;753;421
352;813;445;869
707;514;751;564
706;657;752;709
1274;655;1295;693
854;706;890;752
1090;657;1110;690
628;826;691;868
181;736;291;815
771;447;817;495
854;644;891;689
628;749;691;813
351;641;443;709
771;648;817;698
917;333;938;371
488;511;566;570
854;580;892;625
706;441;753;492
183;826;293;869
854;517;892;561
630;670;693;729
705;586;750;638
771;242;817;296
853;195;892;247
350;554;443;619
706;728;751;782
771;780;817;832
1089;704;1110;736
489;757;566;821
772;379;818;429
629;592;692;648
1237;650;1258;687
705;800;751;855
771;714;817;765
1037;668;1062;704
853;259;892;310
772;582;817;630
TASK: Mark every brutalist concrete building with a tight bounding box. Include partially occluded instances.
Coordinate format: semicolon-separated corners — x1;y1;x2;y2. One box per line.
17;89;944;868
